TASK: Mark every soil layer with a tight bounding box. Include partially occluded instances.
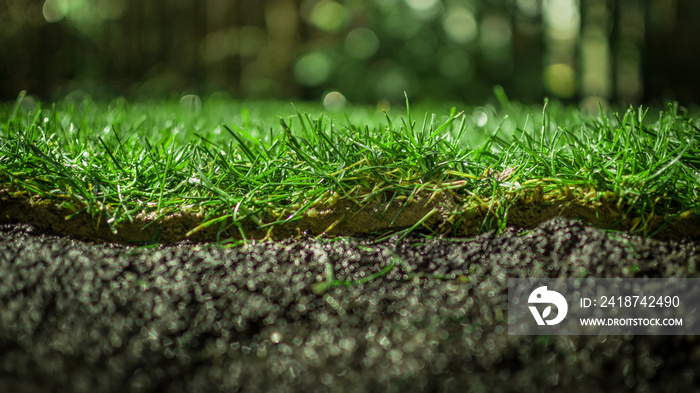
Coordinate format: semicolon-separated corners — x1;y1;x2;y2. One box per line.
2;187;699;244
1;219;699;393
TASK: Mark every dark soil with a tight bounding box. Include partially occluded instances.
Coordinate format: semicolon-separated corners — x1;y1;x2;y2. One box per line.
1;218;699;393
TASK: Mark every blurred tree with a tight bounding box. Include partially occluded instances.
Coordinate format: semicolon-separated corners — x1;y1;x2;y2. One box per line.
644;0;700;105
0;0;697;105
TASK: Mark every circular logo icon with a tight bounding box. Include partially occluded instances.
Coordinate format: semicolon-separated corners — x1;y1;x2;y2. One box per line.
528;286;568;326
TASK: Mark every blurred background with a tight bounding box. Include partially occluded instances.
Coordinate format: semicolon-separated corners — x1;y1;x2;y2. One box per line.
1;0;699;106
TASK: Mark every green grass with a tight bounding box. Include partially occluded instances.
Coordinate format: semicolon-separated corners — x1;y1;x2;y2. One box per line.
1;91;699;242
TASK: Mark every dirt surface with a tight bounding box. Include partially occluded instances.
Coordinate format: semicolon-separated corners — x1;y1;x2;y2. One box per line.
1;218;700;392
3;186;699;244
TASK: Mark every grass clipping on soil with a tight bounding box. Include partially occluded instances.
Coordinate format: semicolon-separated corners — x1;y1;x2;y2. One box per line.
1;98;699;243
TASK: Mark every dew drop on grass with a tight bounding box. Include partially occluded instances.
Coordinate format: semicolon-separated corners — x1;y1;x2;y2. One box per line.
180;94;202;115
473;108;488;127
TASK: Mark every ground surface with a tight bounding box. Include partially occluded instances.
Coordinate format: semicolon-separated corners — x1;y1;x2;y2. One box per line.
1;219;699;392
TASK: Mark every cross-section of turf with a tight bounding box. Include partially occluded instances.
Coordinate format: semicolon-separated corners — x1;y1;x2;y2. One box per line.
1;93;699;244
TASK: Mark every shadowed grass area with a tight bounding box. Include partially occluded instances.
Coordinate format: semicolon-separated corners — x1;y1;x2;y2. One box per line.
1;92;699;243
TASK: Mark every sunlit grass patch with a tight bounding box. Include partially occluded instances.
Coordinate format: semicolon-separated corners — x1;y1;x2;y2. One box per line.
1;93;699;244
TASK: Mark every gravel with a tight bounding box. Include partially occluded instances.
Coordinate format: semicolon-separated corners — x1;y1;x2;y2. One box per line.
1;218;699;392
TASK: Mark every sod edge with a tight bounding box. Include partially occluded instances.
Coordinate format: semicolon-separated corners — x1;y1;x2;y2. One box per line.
1;183;698;244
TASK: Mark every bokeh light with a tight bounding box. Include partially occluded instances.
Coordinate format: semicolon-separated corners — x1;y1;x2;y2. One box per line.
404;0;438;12
43;0;125;25
544;63;577;98
480;14;512;53
309;0;348;32
442;7;478;44
43;0;68;23
294;52;333;87
516;0;539;17
345;28;380;59
323;91;347;110
544;0;580;40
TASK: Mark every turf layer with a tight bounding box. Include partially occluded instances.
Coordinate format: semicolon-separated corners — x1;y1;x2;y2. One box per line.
2;98;699;243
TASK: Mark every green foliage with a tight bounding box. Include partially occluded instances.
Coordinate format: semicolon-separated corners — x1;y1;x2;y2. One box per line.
1;96;699;240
